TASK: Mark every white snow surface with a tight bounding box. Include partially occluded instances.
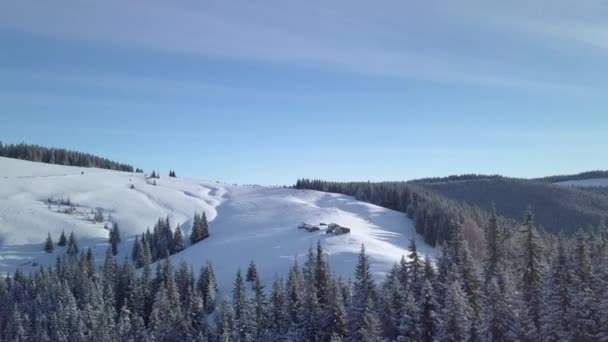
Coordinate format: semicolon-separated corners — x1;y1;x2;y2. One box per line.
556;178;608;187
0;157;434;289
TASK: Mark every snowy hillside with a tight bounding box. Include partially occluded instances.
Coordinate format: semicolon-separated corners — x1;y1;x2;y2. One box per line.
0;157;433;288
556;178;608;187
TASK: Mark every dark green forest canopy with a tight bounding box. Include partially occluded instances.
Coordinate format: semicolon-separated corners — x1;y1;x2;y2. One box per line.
0;141;135;172
295;176;608;247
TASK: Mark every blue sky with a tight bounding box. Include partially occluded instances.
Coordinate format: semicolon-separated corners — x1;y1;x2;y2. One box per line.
1;1;607;184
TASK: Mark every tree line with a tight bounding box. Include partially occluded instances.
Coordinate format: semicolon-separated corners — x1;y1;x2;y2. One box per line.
0;142;134;172
131;212;209;266
3;209;608;341
294;179;508;249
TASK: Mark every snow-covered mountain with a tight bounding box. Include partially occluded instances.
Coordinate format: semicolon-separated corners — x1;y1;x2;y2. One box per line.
0;157;433;288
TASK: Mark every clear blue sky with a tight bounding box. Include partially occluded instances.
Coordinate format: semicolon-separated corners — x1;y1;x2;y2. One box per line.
1;1;607;185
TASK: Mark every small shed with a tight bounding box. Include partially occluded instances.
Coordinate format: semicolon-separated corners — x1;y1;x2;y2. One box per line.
326;223;351;235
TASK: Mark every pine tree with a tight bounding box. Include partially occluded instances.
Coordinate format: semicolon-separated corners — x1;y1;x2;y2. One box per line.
201;211;210;240
67;232;79;256
440;280;471;341
253;275;270;340
58;230;67;247
172;224;185;253
326;277;347;341
397;290;420;342
131;234;140;262
541;236;574;341
418;279;441;342
44;232;54;253
483;208;505;283
270;274;289;337
190;212;202;244
247;260;259;283
571;231;600;340
407;238;425;300
359;299;382;342
482;277;516;341
109;222;121;256
233;269;254;341
347;245;376;341
199;262;217;314
215;300;236;341
518;209;544;340
286;260;305;338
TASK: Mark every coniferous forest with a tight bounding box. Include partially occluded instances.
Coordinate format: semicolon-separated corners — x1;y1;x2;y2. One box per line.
2;209;608;341
0;142;134;172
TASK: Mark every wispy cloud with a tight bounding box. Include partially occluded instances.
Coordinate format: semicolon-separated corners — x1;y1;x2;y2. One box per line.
1;0;607;92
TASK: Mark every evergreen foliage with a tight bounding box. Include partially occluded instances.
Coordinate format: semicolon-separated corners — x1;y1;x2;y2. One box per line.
58;230;67;247
0;141;134;171
3;208;608;341
190;211;210;244
44;233;54;253
109;222;122;256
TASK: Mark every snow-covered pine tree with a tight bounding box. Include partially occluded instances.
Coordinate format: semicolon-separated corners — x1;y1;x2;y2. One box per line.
233;269;254;341
418;279;441;342
109;222;121;256
201;211;210;240
407;238;424;300
269;274;289;338
67;231;79;256
172;224;185;253
346;245;376;341
440;279;472;341
518;209;544;341
541;235;574;341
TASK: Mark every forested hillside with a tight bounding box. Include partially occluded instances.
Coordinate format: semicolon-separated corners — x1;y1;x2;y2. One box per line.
0;142;135;172
2;210;607;341
294;179;517;253
419;177;608;235
297;174;608;245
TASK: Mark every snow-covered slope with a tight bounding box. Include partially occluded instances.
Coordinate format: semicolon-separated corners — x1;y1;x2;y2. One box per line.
556;178;608;187
0;157;433;288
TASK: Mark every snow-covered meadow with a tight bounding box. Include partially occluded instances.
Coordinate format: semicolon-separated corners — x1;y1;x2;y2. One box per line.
0;157;434;288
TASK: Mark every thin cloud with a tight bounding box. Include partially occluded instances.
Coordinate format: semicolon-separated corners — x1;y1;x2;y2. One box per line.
1;0;607;93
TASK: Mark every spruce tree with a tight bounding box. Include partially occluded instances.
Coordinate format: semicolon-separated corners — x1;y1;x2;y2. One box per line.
483;208;505;283
190;212;202;244
201;212;210;240
481;278;517;341
67;232;79;256
418;279;441;342
233;269;253;341
172;224;185;254
270;274;289;337
58;230;67;247
518;209;544;340
247;260;259;283
44;233;54;253
407;238;424;299
199;262;217;314
347;245;376;341
109;222;121;256
541;236;574;341
440;280;472;341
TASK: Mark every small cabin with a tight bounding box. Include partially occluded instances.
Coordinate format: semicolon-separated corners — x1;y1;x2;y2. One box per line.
326;223;351;235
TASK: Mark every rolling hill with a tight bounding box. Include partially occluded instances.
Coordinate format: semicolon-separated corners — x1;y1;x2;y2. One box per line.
0;157;433;289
